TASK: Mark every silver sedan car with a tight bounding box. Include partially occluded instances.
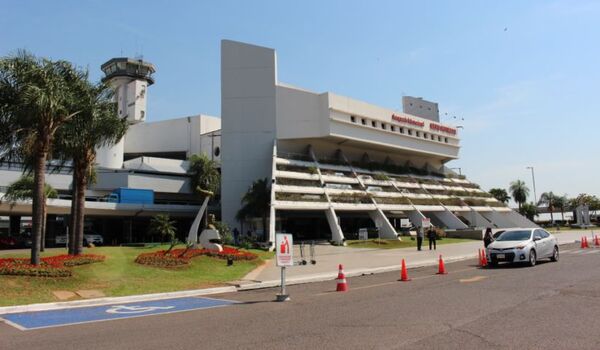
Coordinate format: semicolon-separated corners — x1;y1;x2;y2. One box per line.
487;228;559;267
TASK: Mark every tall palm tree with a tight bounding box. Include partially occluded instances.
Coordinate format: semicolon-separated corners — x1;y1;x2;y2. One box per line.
509;180;529;212
538;191;557;224
56;79;127;255
0;51;83;264
238;178;271;241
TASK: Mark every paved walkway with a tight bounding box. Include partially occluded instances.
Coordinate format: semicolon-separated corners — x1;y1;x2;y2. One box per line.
244;230;594;284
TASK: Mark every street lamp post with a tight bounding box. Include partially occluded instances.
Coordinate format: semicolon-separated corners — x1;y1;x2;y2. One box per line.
526;166;537;204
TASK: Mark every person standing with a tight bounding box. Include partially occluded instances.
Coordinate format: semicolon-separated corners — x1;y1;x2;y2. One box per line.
233;228;240;246
416;226;424;251
483;227;494;248
427;226;437;250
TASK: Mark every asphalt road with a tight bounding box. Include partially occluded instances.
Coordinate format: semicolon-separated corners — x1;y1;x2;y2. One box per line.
2;243;600;350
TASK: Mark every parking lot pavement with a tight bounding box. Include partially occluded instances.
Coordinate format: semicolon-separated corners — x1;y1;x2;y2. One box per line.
2;243;599;350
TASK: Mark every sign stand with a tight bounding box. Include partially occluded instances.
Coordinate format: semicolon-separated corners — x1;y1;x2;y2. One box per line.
276;266;290;302
275;234;293;302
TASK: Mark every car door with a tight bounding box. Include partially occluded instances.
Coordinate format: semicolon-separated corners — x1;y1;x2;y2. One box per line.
540;230;554;257
533;230;547;257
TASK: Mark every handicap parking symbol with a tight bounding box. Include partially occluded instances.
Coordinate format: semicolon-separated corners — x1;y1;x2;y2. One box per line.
105;305;175;314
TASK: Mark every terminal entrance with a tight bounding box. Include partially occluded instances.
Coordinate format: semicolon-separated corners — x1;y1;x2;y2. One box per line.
277;211;331;242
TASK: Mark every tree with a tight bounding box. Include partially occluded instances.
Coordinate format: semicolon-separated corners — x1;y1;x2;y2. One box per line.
55;78;127;255
553;195;568;222
237;178;271;241
520;203;537;221
509;180;529;211
489;188;510;204
538;191;558;224
150;214;177;253
2;176;57;251
568;193;600;211
188;154;220;195
0;51;83;264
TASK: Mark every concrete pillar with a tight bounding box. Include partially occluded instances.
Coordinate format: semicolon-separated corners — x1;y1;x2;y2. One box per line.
325;207;345;245
480;211;518;228
407;209;427;227
464;210;494;228
505;210;538;228
368;209;398;239
428;210;469;230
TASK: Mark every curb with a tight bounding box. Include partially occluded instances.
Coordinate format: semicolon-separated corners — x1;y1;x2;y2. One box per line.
0;239;579;315
0;286;236;315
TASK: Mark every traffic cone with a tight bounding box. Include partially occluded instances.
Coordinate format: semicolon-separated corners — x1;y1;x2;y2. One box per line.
584;236;589;249
594;235;599;247
437;255;447;275
336;264;348;292
581;236;586;249
399;258;411;281
481;249;488;267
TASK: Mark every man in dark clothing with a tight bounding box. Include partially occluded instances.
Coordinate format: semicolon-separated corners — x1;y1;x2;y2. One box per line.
483;227;494;248
427;226;437;250
416;226;424;251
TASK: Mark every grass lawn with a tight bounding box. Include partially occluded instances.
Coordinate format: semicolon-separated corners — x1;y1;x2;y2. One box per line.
0;245;273;307
346;237;475;249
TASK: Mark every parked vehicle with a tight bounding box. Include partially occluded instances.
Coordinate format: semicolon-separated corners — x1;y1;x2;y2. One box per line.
487;228;559;267
106;188;154;204
55;232;104;246
0;235;18;249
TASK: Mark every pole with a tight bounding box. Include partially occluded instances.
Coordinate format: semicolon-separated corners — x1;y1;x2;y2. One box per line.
527;166;537;204
276;266;290;302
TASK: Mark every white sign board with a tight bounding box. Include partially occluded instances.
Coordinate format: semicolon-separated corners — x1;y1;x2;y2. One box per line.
422;218;431;228
358;228;369;240
276;234;293;267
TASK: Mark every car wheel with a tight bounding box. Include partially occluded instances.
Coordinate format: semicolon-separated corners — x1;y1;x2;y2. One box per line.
550;246;559;262
528;249;536;267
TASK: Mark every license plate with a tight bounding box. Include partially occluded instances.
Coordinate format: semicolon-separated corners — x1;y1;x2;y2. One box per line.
496;254;505;259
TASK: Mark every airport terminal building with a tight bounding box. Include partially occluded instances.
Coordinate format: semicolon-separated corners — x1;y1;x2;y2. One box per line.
0;40;536;247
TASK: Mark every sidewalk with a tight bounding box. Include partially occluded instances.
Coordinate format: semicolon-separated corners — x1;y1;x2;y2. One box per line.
242;230;592;286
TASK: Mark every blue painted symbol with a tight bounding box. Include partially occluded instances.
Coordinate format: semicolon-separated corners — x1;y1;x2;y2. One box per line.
1;297;234;330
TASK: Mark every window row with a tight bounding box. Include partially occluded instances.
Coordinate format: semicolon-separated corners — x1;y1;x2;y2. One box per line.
349;115;449;143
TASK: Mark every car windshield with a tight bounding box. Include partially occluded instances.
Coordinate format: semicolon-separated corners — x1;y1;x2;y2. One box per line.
495;230;532;241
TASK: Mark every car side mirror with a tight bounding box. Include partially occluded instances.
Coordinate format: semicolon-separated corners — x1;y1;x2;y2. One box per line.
533;237;541;241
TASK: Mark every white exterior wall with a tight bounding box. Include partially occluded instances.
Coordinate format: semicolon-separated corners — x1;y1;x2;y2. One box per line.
221;40;278;233
124;114;221;160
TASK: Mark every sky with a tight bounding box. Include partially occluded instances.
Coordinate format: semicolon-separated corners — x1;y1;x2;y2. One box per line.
2;0;599;203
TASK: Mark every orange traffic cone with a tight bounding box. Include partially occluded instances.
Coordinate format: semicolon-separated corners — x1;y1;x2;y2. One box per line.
581;236;586;249
584;236;589;249
594;235;599;247
400;258;411;281
437;255;447;275
336;264;348;292
481;249;488;267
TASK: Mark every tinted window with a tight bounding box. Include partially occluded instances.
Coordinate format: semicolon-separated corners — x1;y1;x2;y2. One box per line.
540;230;550;238
495;230;532;241
533;230;544;240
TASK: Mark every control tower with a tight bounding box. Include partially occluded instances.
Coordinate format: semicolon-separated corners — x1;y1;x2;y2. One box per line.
96;58;156;168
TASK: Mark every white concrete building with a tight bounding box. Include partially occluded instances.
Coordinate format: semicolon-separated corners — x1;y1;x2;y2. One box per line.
219;40;536;248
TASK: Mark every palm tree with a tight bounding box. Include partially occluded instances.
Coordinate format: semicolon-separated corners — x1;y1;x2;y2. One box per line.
538;192;557;224
489;188;511;204
188;154;220;194
553;195;568;222
56;79;127;255
0;51;83;264
238;178;271;241
150;214;177;253
509;180;529;212
2;176;58;251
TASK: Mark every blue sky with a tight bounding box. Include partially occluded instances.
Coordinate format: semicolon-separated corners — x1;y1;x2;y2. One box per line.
2;0;599;202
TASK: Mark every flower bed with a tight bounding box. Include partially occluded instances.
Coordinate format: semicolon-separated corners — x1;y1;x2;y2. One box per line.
0;254;105;277
134;246;259;268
